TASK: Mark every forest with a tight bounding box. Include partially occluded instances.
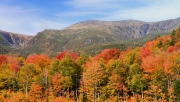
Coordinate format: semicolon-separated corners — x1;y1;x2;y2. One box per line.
0;28;180;102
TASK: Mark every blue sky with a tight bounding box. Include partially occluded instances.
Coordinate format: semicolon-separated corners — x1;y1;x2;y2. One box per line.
0;0;180;35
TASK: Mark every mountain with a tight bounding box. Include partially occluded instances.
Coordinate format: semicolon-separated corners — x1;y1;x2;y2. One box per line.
65;17;180;37
0;30;32;48
0;30;32;54
24;17;180;55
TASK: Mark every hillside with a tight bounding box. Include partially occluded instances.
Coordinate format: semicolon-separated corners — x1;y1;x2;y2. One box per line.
1;28;180;101
0;30;32;54
0;30;31;48
24;17;180;55
0;44;9;54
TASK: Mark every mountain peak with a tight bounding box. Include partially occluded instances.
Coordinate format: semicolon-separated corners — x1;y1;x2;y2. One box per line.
23;17;180;55
0;30;32;47
1;17;180;55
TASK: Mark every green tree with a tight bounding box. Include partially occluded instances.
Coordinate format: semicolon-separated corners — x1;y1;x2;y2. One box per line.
171;29;176;37
58;54;82;99
49;59;60;75
150;68;166;100
127;63;146;98
76;52;89;66
174;79;180;101
18;64;36;97
123;48;141;68
0;64;12;90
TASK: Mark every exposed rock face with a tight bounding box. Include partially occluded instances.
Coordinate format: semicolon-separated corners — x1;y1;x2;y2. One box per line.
0;30;32;48
65;17;180;37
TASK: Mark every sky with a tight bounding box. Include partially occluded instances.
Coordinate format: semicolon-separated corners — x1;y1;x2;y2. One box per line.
0;0;180;35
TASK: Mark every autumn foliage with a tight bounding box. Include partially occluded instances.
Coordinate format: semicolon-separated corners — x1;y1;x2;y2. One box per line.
1;28;180;101
95;48;120;61
0;55;7;65
56;50;79;61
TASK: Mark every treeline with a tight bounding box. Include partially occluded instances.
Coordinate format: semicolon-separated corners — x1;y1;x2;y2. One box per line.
78;32;169;55
0;28;180;102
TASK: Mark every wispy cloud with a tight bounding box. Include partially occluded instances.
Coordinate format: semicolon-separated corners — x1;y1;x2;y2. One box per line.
57;11;98;16
55;11;108;19
0;16;69;35
0;4;69;35
101;0;180;22
0;0;180;35
64;0;155;11
57;0;124;21
0;0;15;3
65;0;111;7
64;0;122;11
0;5;39;13
61;0;180;22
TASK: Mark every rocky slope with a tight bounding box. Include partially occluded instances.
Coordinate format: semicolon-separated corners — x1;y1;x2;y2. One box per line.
24;17;180;55
0;30;31;48
65;17;180;37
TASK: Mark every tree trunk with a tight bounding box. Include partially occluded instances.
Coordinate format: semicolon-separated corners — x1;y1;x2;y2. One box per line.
133;91;134;98
76;88;78;102
25;69;29;97
98;93;100;102
45;69;48;89
76;68;78;102
94;84;96;102
141;87;143;99
25;79;28;97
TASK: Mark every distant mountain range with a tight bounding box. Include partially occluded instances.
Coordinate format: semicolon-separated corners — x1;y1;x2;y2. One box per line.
0;30;31;54
1;17;180;55
0;30;31;47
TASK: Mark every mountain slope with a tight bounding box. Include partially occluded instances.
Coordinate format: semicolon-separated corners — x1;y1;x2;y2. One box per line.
0;30;32;54
0;30;31;48
25;17;180;55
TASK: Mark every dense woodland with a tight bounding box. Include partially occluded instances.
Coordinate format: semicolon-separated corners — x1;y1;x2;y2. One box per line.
1;28;180;102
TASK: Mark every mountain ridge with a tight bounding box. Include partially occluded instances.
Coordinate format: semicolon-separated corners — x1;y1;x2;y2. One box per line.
23;17;180;55
0;30;32;48
1;17;180;55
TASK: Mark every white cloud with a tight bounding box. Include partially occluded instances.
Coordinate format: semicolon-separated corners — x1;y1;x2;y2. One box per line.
0;4;69;35
99;0;180;22
0;6;39;13
64;0;122;11
64;0;180;22
55;11;108;18
0;16;69;35
1;0;180;35
0;0;14;3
